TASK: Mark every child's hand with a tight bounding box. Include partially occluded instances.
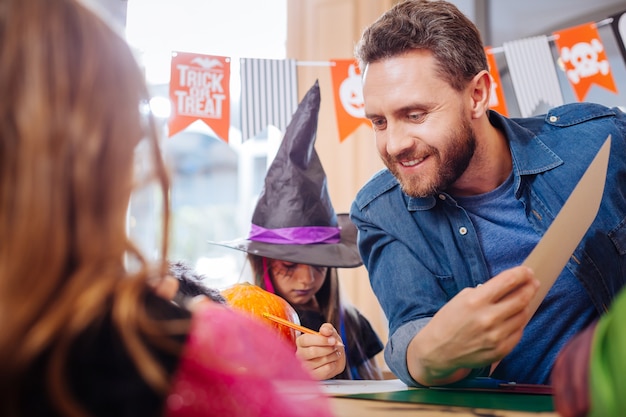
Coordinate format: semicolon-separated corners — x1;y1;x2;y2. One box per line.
151;275;180;301
295;323;346;380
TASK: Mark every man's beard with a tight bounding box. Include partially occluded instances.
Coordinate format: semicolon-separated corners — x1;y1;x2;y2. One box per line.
382;119;476;198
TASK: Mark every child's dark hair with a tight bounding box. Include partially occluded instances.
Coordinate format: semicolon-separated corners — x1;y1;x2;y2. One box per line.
168;261;226;304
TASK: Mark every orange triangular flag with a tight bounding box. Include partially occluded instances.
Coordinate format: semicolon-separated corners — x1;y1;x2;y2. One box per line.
329;59;370;143
485;47;509;116
168;52;231;141
554;23;618;101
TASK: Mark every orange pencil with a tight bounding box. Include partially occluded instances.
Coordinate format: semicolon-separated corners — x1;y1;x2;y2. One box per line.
262;312;345;347
262;312;320;335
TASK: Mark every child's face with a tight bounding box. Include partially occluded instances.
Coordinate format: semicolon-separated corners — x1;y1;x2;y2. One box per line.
269;259;327;308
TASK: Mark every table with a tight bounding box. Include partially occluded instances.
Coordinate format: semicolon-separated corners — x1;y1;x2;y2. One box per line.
329;397;558;417
322;380;559;417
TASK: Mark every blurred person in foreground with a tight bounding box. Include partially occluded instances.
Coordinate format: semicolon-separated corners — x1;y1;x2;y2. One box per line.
0;1;333;416
552;285;626;417
350;0;626;388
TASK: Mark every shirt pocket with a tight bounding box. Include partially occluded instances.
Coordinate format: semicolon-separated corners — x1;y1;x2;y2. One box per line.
608;218;626;255
436;274;458;300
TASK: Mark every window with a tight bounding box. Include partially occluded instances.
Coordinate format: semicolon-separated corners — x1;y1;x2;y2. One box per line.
125;0;287;288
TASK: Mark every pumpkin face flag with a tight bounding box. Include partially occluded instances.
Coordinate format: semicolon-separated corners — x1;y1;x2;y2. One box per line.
221;283;300;350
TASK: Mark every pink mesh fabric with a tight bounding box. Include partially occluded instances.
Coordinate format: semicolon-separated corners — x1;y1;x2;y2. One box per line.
165;302;334;417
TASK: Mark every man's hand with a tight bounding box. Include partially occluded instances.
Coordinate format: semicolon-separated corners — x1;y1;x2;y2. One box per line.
295;323;347;380
407;265;539;386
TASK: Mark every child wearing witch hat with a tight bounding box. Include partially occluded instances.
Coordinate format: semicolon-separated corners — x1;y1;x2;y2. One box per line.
212;81;383;380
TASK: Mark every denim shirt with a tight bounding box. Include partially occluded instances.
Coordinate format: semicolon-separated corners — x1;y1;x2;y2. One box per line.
350;103;626;386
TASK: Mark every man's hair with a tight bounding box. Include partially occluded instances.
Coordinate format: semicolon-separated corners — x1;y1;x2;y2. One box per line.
355;0;488;91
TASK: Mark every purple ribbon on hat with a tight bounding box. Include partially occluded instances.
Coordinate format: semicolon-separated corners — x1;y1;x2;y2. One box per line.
249;224;341;244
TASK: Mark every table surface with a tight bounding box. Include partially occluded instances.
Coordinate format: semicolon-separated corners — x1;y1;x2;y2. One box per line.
321;380;559;417
329;396;558;417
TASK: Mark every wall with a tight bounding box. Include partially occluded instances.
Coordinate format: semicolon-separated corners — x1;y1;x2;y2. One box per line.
481;0;626;116
487;0;626;46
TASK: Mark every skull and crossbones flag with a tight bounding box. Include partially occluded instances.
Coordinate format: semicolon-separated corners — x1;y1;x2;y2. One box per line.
502;35;564;117
553;22;618;102
611;11;626;66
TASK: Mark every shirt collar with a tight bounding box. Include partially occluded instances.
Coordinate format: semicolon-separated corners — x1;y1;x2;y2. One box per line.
488;110;563;197
406;111;563;209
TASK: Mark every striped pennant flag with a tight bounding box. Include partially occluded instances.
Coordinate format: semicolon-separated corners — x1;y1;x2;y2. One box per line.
503;35;564;117
240;58;298;141
611;11;626;65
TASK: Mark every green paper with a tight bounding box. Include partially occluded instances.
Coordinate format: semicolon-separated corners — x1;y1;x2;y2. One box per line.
344;388;555;412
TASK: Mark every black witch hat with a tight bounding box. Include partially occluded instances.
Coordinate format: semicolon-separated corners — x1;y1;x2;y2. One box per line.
210;80;362;268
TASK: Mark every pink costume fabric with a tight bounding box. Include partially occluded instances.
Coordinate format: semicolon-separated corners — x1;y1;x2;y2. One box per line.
165;302;334;417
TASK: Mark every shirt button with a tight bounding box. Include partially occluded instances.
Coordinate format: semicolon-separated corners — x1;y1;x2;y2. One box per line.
438;194;446;200
459;227;468;235
549;115;558;122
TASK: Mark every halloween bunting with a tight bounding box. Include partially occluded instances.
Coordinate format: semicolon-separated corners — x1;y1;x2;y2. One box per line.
168;52;231;141
329;59;370;143
554;22;618;102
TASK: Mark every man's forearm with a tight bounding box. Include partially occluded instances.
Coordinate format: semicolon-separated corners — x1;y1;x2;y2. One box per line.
406;332;472;386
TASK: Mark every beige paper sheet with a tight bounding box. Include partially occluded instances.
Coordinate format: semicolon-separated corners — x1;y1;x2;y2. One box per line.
523;135;611;317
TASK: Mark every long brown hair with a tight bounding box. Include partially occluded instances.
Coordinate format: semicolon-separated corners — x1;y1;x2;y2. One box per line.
249;255;381;380
0;0;174;415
